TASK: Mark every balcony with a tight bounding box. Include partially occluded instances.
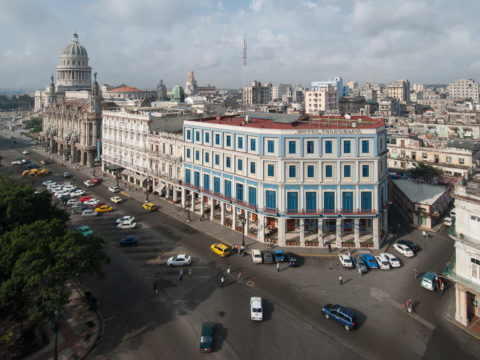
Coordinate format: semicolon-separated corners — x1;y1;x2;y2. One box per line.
263;207;278;215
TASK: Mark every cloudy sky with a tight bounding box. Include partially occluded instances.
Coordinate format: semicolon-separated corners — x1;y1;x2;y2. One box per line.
2;0;480;91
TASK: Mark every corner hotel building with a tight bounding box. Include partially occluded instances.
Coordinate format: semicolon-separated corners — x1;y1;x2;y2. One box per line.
181;114;389;249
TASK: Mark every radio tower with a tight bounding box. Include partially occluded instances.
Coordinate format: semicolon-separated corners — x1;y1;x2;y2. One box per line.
242;35;247;115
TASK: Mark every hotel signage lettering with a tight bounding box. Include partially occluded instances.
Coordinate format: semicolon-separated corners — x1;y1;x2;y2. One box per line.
296;129;361;135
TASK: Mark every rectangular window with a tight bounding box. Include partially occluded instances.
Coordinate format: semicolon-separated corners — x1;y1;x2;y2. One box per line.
289;165;296;178
214;177;220;194
205;152;209;163
238;137;243;149
195;151;199;161
205;133;210;143
236;183;244;202
226;135;231;147
344;165;351;177
324;192;335;211
250;162;256;174
362;165;369;177
325;165;333;178
203;174;210;190
226;157;231;168
287;192;298;212
185;169;191;184
186;148;191;158
361;192;372;211
307;141;314;154
362;140;369;153
186;130;191;140
215;154;220;165
267;140;274;153
238;159;243;171
325;140;332;154
215;134;220;145
265;190;276;210
268;164;274;177
195;131;200;142
306;192;316;211
288;141;296;154
224;180;231;198
194;171;200;187
248;186;257;206
250;139;256;151
344;141;351;153
342;192;353;211
307;165;314;178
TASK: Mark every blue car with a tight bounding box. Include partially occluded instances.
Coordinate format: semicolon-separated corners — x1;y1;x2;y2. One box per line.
322;304;357;331
361;254;379;269
27;163;39;169
274;249;286;262
119;236;140;246
352;257;368;273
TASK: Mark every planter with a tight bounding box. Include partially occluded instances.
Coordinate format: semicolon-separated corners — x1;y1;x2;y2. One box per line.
360;242;374;248
342;241;355;247
305;241;319;246
286;240;300;246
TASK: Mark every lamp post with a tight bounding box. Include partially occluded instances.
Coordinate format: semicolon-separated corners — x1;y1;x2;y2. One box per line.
186;191;191;222
239;213;246;249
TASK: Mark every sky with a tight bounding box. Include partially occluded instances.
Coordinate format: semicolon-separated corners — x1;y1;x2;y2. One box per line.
2;0;480;91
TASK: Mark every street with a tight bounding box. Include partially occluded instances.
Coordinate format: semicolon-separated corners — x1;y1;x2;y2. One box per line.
1;132;479;360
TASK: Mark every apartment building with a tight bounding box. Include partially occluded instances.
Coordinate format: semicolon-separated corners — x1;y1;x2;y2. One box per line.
448;79;479;102
387;79;410;103
305;85;339;114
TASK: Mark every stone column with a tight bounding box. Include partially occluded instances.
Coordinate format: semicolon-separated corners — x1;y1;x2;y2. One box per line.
277;218;286;247
200;195;205;216
336;218;342;248
181;188;186;208
49;137;54;153
354;218;361;248
300;219;305;247
244;212;250;237
318;219;324;246
87;151;94;168
232;206;237;230
373;217;380;249
166;184;171;199
191;192;195;213
70;144;76;163
220;202;225;225
173;186;178;202
257;214;265;243
455;285;469;326
210;198;214;221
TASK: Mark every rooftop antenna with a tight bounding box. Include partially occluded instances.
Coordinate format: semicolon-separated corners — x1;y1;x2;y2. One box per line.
242;34;247;116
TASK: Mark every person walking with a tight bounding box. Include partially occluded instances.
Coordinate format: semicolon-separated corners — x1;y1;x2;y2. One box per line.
153;281;158;296
339;275;343;285
226;264;231;275
237;271;243;283
220;276;225;287
276;262;280;272
414;268;419;280
358;266;362;277
179;269;184;281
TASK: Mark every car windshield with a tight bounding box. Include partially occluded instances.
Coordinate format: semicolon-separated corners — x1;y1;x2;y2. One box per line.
201;336;212;343
252;308;262;312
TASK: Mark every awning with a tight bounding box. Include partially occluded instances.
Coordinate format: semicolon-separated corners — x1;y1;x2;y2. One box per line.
156;183;166;193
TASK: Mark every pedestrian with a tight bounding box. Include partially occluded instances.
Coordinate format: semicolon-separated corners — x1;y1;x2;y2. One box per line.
220;276;225;287
153;281;158;296
237;271;243;283
179;269;184;281
328;244;331;253
414;268;419;279
188;268;192;276
347;248;351;257
358;266;362;276
226;264;231;275
276;262;280;272
339;275;343;285
440;281;445;293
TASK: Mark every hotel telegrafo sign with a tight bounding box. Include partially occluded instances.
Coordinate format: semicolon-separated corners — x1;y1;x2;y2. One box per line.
295;129;361;135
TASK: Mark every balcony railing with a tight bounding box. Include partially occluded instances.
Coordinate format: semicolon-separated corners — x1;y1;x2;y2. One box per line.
263;207;278;215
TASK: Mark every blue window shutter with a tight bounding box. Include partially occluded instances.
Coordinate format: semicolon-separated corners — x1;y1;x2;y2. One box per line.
249;187;257;206
250;139;256;151
194;172;200;187
306;192;316;211
326;165;332;177
307;165;314;177
225;180;231;197
266;190;276;209
215;134;220;145
325;141;332;153
185;169;191;184
203;174;209;190
361;192;372;210
214;177;220;193
342;192;353;210
287;192;298;211
236;183;243;201
324;192;335;211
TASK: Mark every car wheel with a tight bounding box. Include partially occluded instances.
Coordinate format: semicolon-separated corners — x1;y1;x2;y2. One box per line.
344;325;350;331
324;314;330;320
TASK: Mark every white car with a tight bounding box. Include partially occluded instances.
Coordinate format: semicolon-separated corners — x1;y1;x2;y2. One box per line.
166;254;192;267
84;180;95;187
11;160;23;165
380;253;401;268
110;196;123;204
82;209;98;217
108;186;120;193
250;297;263;321
117;220;137;230
70;190;85;198
42;180;55;186
84;199;99;206
375;255;391;270
339;254;354;268
66;199;81;207
22;150;29;155
251;249;263;264
116;215;135;224
393;243;414;258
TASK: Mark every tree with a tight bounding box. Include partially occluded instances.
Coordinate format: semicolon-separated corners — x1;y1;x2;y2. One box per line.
408;162;442;183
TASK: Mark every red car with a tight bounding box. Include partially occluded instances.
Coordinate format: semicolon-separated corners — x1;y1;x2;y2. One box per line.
94;202;106;208
92;177;103;184
78;196;92;202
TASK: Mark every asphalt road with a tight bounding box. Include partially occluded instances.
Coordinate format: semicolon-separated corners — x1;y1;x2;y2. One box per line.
1;131;479;360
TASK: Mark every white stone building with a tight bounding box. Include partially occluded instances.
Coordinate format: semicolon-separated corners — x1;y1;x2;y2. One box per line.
305;85;339;114
447;79;479;102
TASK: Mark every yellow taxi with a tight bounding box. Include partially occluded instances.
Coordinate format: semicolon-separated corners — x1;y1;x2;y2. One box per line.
142;202;156;212
37;169;48;176
95;205;113;213
22;170;30;176
210;243;232;257
29;169;39;176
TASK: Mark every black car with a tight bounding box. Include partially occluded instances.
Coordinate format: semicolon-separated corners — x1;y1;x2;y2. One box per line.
200;322;214;352
262;250;274;264
286;252;298;267
397;240;420;252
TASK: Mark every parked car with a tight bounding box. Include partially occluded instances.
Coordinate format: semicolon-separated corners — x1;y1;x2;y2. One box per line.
262;250;274;264
72;205;87;214
66;199;81;207
78;195;92;202
110;196;123;204
339;254;354;268
375;255;391;270
92;176;103;184
251;249;263;264
286;252;298;267
397;240;420;253
27;163;39;169
63;172;71;178
22;170;30;177
322;304;357;331
142;202;156;212
119;236;140;246
84;180;95;187
199;322;214;352
274;249;286;262
116;215;135;224
108;185;120;193
117;220;136;230
42;180;55;186
393;243;414;257
82;209;98;217
95;205;113;213
250;297;263;321
443;217;453;227
77;225;93;237
210;243;231;257
361;254;379;269
84;199;100;207
167;254;192;267
421;271;438;291
22;150;29;155
11;160;22;165
450;209;456;218
381;252;401;268
352;257;368;273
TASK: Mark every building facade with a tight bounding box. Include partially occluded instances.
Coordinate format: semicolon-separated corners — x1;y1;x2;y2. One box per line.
447;79;479;102
185;70;198;96
305;86;338;114
387;79;410;103
181;114;388;249
311;77;348;99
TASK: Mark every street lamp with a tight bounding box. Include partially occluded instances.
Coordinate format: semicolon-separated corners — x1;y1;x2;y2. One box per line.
186;191;191;222
239;213;246;249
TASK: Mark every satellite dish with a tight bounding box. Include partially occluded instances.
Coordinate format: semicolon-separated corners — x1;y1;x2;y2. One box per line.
345;114;351;120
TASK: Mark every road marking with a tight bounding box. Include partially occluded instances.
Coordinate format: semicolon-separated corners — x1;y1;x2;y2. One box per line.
448;319;480;341
298;253;338;257
120;191;131;198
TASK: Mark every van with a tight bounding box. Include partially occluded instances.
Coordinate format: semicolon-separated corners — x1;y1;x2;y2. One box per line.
443;217;453;226
421;271;437;291
252;249;263;264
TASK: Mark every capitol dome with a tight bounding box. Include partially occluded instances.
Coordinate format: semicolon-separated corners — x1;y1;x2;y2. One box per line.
55;33;92;92
170;85;185;103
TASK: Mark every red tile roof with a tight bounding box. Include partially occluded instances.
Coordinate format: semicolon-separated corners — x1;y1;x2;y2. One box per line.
108;85;142;92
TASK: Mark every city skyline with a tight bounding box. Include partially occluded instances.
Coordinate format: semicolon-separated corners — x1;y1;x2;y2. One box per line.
2;0;480;91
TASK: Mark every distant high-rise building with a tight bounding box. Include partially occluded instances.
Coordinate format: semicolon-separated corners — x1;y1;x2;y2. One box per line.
447;79;479;102
412;83;425;92
387;79;410;103
185;70;198;96
305;85;338;114
272;83;292;101
243;81;272;105
311;76;349;98
347;81;359;91
157;80;168;101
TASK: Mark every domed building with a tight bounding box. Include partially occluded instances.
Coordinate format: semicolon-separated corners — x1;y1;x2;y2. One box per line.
170;85;185;103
